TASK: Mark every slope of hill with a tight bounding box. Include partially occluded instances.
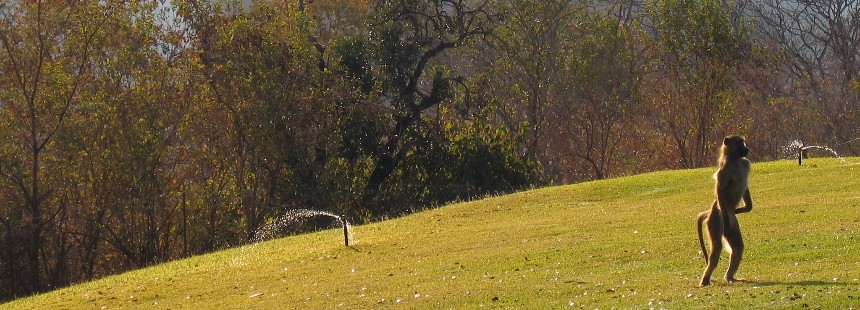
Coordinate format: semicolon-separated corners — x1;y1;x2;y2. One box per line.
3;158;859;309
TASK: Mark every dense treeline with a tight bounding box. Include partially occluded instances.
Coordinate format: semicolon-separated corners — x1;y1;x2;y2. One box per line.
0;0;857;301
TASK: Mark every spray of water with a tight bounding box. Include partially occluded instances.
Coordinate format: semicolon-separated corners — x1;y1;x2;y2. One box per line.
252;209;351;246
782;140;847;165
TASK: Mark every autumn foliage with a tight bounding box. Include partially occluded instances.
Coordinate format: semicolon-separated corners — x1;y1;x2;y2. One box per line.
0;0;857;301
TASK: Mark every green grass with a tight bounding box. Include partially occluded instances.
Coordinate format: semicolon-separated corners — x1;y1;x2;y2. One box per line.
3;158;860;309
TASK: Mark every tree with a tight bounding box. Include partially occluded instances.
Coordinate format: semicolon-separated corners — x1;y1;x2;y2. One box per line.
0;0;107;298
181;0;353;239
483;0;583;168
553;14;645;180
647;0;753;168
73;1;191;270
753;0;860;155
479;0;645;182
333;0;497;212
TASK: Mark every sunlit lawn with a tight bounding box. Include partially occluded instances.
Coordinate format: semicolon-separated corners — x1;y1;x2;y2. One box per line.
3;157;859;309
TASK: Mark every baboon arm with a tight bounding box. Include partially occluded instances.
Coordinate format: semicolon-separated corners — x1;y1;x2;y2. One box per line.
735;189;753;214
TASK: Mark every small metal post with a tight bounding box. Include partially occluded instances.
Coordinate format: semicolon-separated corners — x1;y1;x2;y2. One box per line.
798;147;803;166
341;215;349;247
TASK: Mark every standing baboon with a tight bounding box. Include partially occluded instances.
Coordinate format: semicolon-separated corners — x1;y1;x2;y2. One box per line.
697;135;753;287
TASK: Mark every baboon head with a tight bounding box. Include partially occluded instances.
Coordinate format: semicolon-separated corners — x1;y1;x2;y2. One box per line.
722;135;749;159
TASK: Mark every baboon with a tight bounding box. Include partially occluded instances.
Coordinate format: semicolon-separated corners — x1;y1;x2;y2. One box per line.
697;135;753;287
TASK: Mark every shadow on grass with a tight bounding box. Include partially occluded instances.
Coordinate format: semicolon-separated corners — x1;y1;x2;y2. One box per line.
751;280;851;287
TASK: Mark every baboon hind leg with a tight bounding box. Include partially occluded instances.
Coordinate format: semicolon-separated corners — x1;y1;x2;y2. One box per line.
699;216;723;287
723;222;745;282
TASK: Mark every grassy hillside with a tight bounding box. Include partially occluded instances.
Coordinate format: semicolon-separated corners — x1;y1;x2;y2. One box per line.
3;158;859;309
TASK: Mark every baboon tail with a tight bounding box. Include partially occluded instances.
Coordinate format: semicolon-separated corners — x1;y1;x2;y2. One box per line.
697;211;709;263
